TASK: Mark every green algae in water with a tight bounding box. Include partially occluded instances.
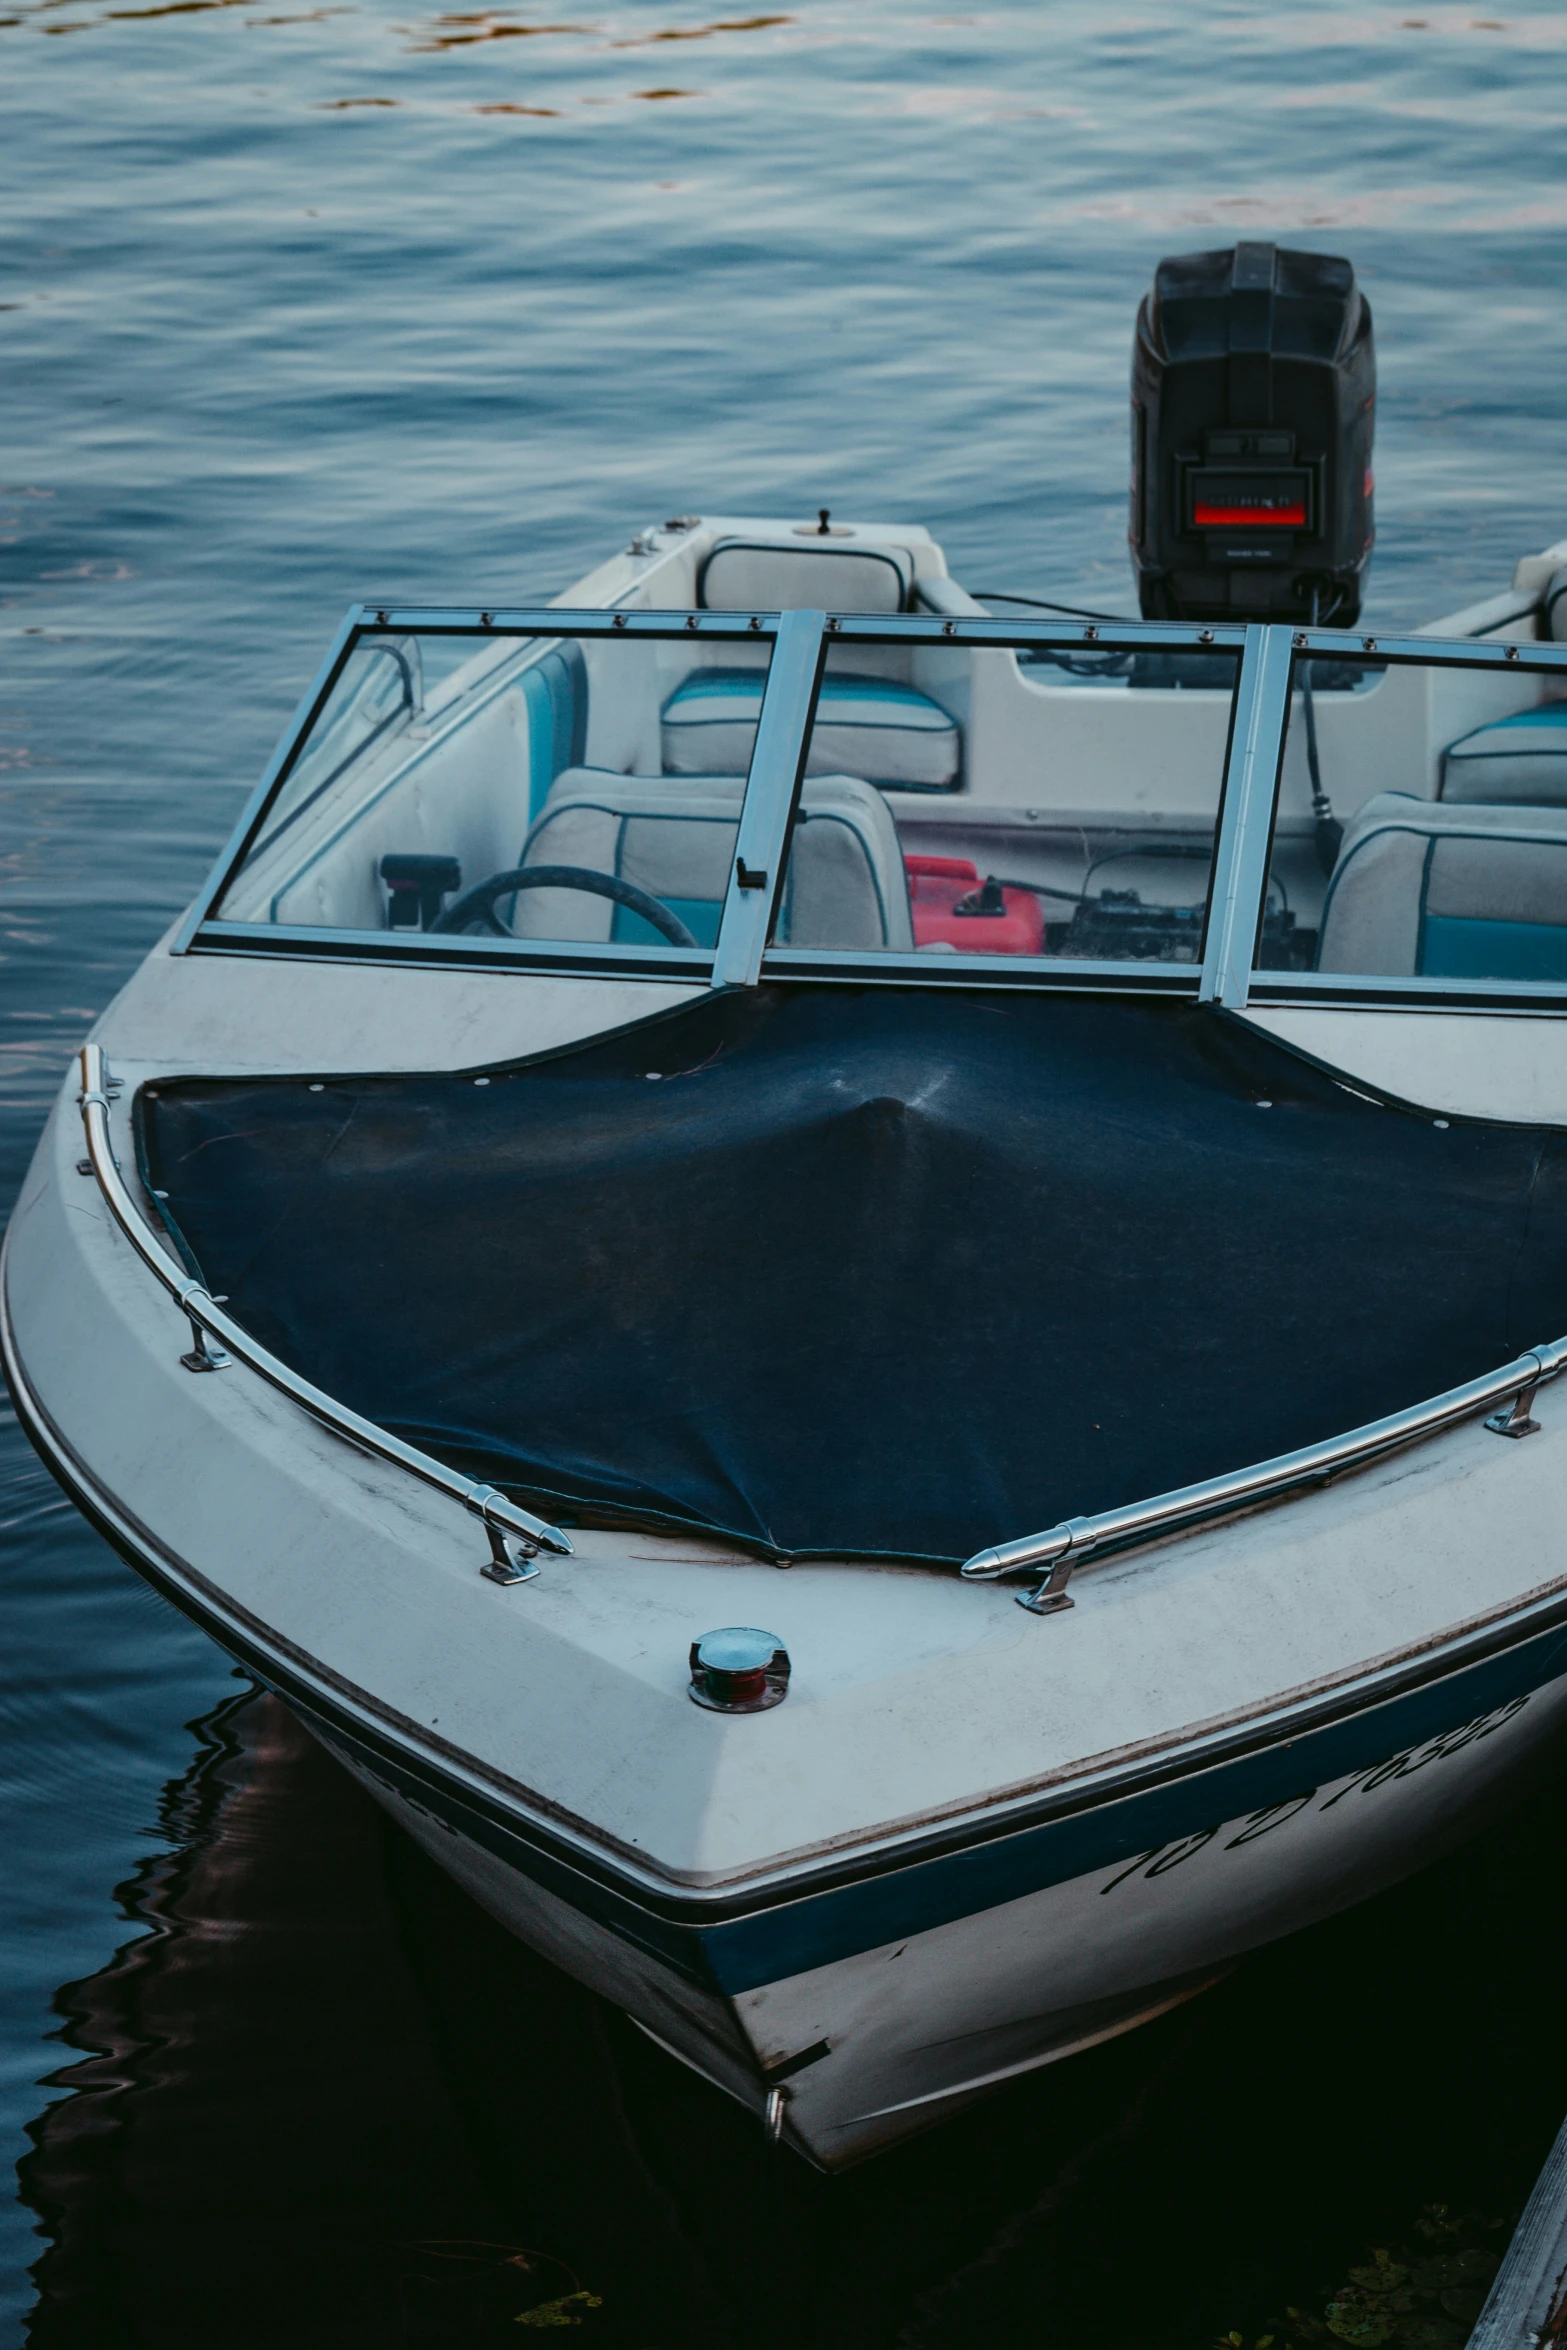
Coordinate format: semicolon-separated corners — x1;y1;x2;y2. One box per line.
514;2290;604;2328
1216;2206;1508;2350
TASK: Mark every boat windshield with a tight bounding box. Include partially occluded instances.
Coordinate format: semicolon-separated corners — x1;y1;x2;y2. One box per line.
206;611;1259;977
1256;648;1567;988
215;625;778;956
767;635;1242;964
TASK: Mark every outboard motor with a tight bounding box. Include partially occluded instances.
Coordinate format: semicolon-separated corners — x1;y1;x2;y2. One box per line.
1130;241;1375;625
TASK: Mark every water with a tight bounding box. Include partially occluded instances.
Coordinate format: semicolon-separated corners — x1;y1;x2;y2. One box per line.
4;0;1567;2333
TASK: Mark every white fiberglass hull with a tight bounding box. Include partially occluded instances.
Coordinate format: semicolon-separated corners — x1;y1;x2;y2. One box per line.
310;1661;1563;2166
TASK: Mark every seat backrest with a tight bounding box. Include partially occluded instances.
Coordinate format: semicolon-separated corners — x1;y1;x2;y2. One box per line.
696;536;912;614
778;776;916;948
1318;793;1567;980
1546;564;1567;642
518;638;588;822
514;768;914;950
1441;700;1567;805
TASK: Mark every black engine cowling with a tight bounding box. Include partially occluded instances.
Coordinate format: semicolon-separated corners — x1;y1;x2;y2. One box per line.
1130;240;1375;626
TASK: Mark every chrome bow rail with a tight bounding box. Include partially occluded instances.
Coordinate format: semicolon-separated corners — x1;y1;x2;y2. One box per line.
961;1337;1567;1615
76;1043;572;1585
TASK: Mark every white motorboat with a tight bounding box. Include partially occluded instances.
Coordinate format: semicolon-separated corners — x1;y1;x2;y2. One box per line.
10;243;1567;2167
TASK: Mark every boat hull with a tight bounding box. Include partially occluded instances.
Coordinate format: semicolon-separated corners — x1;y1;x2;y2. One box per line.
9;1039;1567;2168
298;1648;1567;2167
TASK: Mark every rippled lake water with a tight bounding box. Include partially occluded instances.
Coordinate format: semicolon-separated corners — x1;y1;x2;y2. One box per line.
5;0;1567;2336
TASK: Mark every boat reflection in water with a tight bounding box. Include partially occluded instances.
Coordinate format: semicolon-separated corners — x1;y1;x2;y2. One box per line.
21;1687;720;2346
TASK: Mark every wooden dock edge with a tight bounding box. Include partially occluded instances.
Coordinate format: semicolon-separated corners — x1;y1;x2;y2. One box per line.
1471;2116;1567;2350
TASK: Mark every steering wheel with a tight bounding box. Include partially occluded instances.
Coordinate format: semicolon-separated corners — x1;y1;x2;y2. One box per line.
431;864;698;948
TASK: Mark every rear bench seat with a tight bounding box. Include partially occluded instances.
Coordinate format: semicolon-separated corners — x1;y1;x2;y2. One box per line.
696;536;915;614
661;668;961;791
663;532;963;792
1440;702;1567;804
1433;565;1567;802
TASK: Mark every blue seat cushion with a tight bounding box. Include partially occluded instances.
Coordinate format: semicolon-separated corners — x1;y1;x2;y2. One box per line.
661;667;960;791
515;639;587;824
1421;912;1567;983
1441;701;1567;805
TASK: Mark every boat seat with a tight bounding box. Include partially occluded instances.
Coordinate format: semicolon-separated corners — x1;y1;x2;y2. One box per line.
696;536;913;614
1317;792;1567;980
661;667;961;791
511;767;915;950
1546;563;1567;640
1440;699;1567;805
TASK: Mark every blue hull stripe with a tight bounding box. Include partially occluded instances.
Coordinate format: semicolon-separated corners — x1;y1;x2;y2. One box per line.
698;1625;1567;1990
299;1616;1567;1998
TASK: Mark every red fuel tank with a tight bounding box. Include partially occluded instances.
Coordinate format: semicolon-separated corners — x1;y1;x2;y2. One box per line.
905;856;1046;957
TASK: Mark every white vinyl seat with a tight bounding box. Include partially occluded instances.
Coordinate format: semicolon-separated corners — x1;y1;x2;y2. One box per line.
511;767;915;951
1440;700;1567;805
1547;564;1567;641
661;667;961;791
671;536;961;790
1317;792;1567;982
696;536;913;614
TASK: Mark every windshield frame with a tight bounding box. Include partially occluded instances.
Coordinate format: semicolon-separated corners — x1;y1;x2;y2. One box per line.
178;604;824;980
756;610;1252;991
178;603;1567;1009
1238;627;1567;1015
178;604;1252;989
